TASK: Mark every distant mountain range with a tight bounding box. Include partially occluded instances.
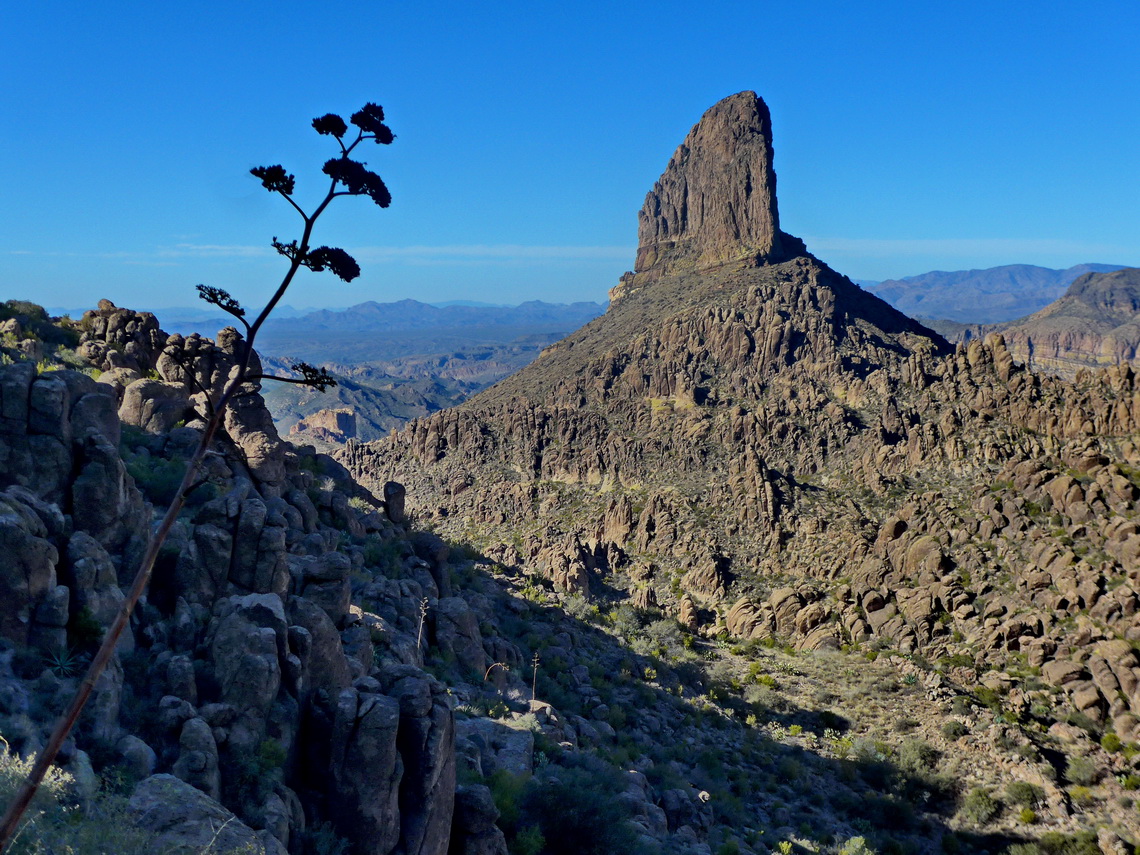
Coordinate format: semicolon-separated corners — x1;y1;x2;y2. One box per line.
864;263;1128;324
248;299;605;440
930;267;1140;379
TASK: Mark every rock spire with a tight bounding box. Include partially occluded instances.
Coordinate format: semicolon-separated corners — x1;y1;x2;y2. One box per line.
632;91;802;280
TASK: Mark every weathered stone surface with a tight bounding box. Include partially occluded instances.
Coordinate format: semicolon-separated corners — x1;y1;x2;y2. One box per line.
451;785;508;855
172;717;221;800
0;489;58;645
629;91;799;283
119;379;192;434
327;688;403;855
209;595;284;750
128;774;272;854
434;597;486;674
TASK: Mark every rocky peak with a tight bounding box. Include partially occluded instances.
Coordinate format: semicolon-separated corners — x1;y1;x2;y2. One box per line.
624;91;803;293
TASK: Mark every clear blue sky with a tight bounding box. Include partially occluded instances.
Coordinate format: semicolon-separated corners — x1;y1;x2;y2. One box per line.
3;1;1138;312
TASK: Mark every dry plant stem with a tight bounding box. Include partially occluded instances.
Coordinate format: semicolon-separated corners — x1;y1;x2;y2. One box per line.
0;174;338;855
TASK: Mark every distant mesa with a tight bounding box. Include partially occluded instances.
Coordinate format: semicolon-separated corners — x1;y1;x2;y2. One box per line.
290;407;357;443
614;91;806;301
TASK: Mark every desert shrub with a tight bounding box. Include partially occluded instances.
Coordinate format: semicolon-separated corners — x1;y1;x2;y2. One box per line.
1018;807;1036;824
958;786;999;825
974;686;1003;710
1008;830;1100;855
1066;785;1095;805
896;738;939;773
510;825;545;855
488;769;530;835
302;821;352;855
1005;780;1044;806
950;695;973;715
362;535;403;575
224;737;286;806
68;606;105;653
606;604;645;639
0;743;160;854
1063;754;1099;786
1099;731;1122;753
123;449;200;506
643;618;688;659
838;835;877;855
517;762;640;855
941;720;968;739
563;594;599;623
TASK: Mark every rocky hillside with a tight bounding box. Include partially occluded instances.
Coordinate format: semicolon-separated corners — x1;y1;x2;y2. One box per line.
343;92;1140;852
942;268;1140;380
0;297;1027;855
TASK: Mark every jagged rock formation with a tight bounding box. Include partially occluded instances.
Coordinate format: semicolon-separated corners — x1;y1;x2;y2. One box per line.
341;94;1140;848
0;354;478;854
78;299;168;376
614;91;806;301
961;267;1140;379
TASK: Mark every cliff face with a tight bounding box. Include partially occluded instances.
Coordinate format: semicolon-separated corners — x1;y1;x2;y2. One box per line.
613;91;807;302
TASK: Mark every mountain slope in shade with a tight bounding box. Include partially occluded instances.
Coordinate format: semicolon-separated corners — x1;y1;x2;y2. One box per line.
869;262;1128;324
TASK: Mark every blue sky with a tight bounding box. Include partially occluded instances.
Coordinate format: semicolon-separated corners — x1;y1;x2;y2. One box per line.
3;1;1138;311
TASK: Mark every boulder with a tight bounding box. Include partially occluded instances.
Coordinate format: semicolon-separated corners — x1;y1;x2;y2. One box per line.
129;774;274;854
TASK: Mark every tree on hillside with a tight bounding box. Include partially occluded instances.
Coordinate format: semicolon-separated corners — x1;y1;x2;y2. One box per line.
0;103;396;851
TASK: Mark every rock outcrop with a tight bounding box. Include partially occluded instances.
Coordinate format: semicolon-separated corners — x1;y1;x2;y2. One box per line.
290;407;357;443
0;355;461;855
626;91;804;291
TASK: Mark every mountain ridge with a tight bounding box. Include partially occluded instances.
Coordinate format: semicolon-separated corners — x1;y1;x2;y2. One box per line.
869;262;1129;324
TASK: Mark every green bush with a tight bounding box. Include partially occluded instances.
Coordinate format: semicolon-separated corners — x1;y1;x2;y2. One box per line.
518;763;639;855
1004;780;1043;806
1099;731;1122;753
839;836;877;855
488;769;529;837
896;738;939;773
123;452;186;505
1063;754;1099;786
510;825;545;855
941;720;968;739
1007;830;1101;855
0;743;161;854
958;786;999;826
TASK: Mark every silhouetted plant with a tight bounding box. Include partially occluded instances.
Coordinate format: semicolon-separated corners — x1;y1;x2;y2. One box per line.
0;102;395;852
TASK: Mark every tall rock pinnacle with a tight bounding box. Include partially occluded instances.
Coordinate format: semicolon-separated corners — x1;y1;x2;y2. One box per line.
633;91;802;279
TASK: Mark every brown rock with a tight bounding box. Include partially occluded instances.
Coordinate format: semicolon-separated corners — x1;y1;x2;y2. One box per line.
625;91;801;287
